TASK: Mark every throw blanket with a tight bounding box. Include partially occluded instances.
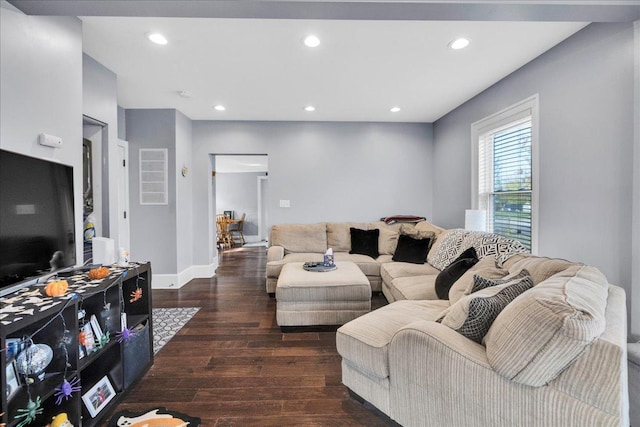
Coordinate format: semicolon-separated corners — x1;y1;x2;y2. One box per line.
381;215;426;225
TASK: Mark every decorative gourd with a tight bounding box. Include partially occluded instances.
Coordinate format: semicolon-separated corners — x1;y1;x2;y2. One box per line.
87;267;109;280
45;280;68;297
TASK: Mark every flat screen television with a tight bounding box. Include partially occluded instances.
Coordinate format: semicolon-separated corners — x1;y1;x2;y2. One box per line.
0;149;76;296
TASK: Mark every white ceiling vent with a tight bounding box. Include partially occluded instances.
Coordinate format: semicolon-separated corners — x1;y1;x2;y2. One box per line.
139;148;168;205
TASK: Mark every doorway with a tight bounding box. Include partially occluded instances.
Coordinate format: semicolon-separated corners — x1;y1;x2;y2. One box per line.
214;155;268;245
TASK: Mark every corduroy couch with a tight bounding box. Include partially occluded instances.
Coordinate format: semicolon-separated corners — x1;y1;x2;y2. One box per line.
266;220;449;296
267;221;630;426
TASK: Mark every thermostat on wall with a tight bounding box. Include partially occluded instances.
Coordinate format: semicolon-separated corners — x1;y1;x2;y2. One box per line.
38;133;63;148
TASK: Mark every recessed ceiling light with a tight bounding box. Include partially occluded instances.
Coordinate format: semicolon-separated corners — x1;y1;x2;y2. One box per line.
304;105;316;112
449;38;470;50
213;105;226;111
390;107;401;113
147;32;168;45
303;35;321;48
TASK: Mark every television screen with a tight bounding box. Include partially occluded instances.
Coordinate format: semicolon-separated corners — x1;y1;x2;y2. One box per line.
0;149;76;296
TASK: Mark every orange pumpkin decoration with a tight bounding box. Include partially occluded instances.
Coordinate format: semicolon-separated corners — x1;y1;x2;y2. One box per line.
87;266;110;280
45;279;68;297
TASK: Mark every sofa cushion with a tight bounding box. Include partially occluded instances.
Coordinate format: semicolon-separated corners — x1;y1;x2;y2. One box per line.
392;234;432;264
271;223;327;254
485;265;609;387
326;222;369;252
448;257;508;305
336;300;449;380
350;228;380;258
390;275;438;301
438;274;533;344
334;252;381;277
374;225;400;255
412;220;445;238
381;261;440;286
504;254;578;285
427;229;470;271
435;247;479;299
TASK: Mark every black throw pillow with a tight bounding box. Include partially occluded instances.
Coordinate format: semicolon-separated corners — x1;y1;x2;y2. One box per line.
349;228;380;258
435;247;479;299
392;234;432;264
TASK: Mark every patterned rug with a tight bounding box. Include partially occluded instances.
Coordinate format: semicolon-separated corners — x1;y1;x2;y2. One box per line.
152;307;200;354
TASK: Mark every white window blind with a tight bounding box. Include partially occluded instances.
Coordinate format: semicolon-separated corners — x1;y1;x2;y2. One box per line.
139;148;168;205
478;118;532;250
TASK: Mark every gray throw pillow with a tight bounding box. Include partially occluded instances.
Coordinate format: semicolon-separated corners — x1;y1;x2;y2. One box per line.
438;275;533;344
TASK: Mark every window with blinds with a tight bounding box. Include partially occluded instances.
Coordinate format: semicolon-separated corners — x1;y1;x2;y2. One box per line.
478;118;532;250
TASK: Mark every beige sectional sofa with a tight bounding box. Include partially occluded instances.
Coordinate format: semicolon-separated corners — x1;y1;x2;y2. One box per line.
266;220;444;296
267;221;630;426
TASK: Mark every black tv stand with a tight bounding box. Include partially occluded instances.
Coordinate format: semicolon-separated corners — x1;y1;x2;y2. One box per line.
1;262;153;427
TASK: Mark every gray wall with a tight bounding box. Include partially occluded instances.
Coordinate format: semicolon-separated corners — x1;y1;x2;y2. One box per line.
432;23;635;325
175;110;194;273
216;171;267;236
192;121;434;265
0;6;83;265
117;106;126;140
83;53;120;244
125;109;178;274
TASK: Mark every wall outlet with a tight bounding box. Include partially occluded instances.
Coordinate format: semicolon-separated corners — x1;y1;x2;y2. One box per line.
279;199;291;208
38;133;62;148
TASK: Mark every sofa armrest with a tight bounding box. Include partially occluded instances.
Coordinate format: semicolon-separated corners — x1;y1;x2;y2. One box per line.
388;320;621;427
267;245;285;263
391;320;489;368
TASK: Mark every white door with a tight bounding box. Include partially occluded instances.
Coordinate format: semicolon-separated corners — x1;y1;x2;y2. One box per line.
117;140;130;253
258;176;269;241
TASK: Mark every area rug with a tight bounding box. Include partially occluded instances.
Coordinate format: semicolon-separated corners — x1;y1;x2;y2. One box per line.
152;307;200;354
108;407;201;426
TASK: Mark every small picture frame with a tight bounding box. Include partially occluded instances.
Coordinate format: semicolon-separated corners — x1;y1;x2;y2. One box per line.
5;359;21;401
90;314;104;340
82;375;116;418
223;210;233;219
81;322;95;354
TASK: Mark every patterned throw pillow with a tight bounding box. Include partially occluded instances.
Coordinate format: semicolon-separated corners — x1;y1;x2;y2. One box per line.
427;229;470;271
438;275;533;344
471;269;531;293
460;231;529;267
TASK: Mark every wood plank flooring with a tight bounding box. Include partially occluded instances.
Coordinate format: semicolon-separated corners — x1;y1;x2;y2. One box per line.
106;246;394;426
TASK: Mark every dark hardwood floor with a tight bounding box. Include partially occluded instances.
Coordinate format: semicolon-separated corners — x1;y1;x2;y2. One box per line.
107;246;394;426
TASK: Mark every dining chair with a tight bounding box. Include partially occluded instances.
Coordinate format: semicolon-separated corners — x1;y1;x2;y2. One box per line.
216;213;233;249
229;212;246;245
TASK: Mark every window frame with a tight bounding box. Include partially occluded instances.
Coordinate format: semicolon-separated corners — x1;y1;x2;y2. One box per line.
471;95;539;254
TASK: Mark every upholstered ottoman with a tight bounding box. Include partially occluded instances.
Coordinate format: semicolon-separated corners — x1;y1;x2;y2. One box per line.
276;261;371;328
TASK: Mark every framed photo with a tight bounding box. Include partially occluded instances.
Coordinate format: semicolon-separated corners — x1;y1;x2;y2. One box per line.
223;210;233;219
81;322;95;355
90;314;104;340
5;359;20;401
82;375;116;418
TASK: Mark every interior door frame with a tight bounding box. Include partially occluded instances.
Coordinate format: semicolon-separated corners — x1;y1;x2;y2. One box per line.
257;175;268;241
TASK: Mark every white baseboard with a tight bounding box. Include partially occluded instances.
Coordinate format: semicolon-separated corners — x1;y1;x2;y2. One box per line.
242;234;262;243
152;257;219;289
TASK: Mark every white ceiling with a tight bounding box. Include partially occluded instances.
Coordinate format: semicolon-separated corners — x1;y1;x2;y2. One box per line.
81;17;587;122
